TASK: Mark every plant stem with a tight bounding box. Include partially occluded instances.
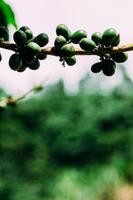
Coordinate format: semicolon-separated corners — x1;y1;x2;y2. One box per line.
0;41;132;56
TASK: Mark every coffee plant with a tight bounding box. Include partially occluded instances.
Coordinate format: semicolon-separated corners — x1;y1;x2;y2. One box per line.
0;17;132;108
0;23;130;76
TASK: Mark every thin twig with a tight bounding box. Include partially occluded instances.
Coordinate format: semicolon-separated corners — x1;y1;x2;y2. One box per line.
42;44;133;56
0;41;133;55
0;77;49;108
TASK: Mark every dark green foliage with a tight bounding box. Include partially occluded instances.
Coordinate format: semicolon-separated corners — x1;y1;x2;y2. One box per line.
0;26;9;41
79;38;96;51
0;0;17;28
71;30;87;44
0;81;133;199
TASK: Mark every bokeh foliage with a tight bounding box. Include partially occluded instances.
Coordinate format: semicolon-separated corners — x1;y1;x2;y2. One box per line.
0;80;132;200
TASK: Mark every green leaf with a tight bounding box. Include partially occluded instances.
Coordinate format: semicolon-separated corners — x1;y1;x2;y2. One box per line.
0;0;17;29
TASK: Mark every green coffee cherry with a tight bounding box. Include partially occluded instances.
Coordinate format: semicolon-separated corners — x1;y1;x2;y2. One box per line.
37;53;47;60
79;38;96;51
91;32;102;45
56;24;71;40
65;56;76;66
54;36;67;49
22;54;36;65
9;54;22;71
19;26;33;41
19;26;31;31
61;44;75;58
24;29;33;41
71;30;87;44
26;42;41;55
102;28;118;46
0;26;9;41
111;52;128;63
28;59;40;70
34;33;49;47
13;30;27;46
111;34;120;46
102;59;116;76
17;64;27;72
91;62;102;73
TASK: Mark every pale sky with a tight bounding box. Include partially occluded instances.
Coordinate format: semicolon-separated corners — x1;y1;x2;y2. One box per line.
1;0;133;94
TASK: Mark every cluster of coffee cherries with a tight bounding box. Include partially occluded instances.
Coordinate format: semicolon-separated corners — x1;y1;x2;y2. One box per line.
0;24;128;75
0;26;9;62
53;24;76;66
54;24;128;76
89;28;128;76
9;26;49;72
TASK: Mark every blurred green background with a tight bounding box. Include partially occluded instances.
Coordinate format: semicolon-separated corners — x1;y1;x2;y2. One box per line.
0;1;133;199
0;74;133;200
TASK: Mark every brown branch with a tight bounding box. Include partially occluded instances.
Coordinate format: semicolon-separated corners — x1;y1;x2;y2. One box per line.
0;41;133;55
0;41;17;51
41;44;133;56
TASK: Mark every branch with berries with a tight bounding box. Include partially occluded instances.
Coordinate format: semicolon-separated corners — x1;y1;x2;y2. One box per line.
0;24;131;108
0;24;129;77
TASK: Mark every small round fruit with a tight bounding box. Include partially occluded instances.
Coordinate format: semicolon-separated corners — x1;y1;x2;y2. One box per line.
56;24;71;40
71;30;87;44
24;29;33;41
54;36;67;49
91;32;102;45
13;30;27;46
22;54;36;65
91;62;102;73
34;33;49;47
102;59;116;76
9;54;22;71
19;26;31;31
111;34;120;46
37;53;47;60
111;52;128;63
79;38;96;51
0;26;9;41
102;28;118;46
65;56;76;66
28;59;40;70
26;42;41;55
61;44;75;58
17;64;27;72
